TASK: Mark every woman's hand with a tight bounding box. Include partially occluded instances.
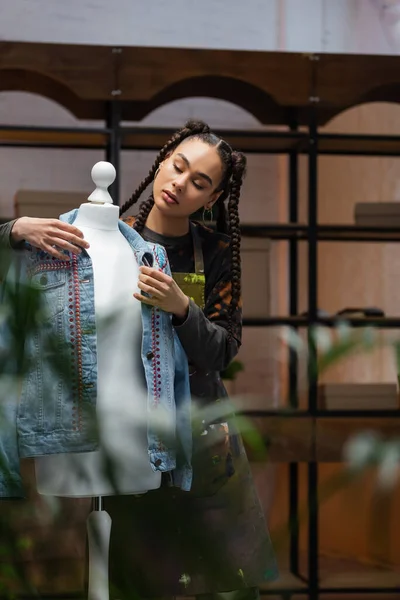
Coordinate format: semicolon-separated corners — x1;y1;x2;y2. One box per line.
11;217;90;260
134;266;189;319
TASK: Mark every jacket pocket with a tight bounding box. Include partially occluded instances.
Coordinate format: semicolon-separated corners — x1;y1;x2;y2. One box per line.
30;266;67;321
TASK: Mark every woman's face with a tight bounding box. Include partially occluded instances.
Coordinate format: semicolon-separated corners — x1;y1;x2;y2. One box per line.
152;139;224;218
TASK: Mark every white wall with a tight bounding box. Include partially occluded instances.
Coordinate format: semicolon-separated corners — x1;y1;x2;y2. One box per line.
1;0;399;55
0;0;277;51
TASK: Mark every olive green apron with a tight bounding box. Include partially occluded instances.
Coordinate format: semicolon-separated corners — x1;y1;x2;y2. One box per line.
171;222;233;496
171;222;206;311
172;222;227;404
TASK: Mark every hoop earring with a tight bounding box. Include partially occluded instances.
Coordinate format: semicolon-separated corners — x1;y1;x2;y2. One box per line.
154;166;160;178
202;207;213;225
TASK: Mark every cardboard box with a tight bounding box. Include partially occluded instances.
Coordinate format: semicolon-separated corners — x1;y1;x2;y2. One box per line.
354;202;400;227
318;383;399;410
14;190;87;218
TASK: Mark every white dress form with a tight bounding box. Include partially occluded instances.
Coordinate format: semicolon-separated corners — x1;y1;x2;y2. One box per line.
34;162;161;600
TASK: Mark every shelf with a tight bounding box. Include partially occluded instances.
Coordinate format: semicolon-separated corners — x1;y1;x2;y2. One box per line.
245;409;400;418
319;225;400;241
307;553;400;593
123;130;400;157
320;569;400;591
315;416;400;462
0;126;306;153
0;127;110;149
243;316;400;327
247;415;313;462
241;223;400;241
259;571;307;592
260;561;400;595
245;415;400;463
3;126;400;156
241;224;308;239
318;133;400;157
122;129;306;154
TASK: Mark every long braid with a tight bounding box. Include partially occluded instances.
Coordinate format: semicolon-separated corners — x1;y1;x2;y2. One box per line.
119;120;211;224
215;199;229;235
226;152;246;336
134;196;155;232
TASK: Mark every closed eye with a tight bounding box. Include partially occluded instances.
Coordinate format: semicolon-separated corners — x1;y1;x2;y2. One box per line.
174;163;204;190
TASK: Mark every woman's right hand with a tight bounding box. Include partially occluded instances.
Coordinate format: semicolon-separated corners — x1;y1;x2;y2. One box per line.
11;217;90;260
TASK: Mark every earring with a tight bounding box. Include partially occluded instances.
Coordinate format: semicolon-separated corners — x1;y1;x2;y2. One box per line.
202;206;214;225
154;166;160;178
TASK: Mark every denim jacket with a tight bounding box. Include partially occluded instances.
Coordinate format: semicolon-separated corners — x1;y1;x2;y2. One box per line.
0;210;192;498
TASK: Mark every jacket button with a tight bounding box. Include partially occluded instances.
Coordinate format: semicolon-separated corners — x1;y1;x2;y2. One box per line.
146;351;154;360
40;275;48;285
155;459;162;467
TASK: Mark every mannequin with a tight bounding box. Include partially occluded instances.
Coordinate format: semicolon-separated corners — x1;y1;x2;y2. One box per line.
34;162;161;600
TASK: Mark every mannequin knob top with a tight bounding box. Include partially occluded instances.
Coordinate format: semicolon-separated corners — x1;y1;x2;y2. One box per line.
88;161;116;204
91;161;116;189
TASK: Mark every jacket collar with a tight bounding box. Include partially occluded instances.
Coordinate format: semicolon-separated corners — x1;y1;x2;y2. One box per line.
59;209;154;267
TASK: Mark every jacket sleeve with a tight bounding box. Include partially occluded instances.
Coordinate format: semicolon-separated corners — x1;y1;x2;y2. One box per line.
173;243;242;372
0;252;26;498
0;220;24;285
0;219;22;250
0;379;24;497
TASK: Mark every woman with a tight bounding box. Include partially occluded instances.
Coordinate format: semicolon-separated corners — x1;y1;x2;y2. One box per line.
1;120;277;599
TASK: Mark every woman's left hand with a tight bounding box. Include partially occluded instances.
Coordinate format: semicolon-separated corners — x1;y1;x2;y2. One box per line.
134;266;189;319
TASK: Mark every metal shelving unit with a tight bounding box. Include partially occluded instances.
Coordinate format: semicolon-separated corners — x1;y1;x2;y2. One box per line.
254;105;400;599
2;98;400;599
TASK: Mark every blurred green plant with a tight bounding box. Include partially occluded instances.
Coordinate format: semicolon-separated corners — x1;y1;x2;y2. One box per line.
220;359;244;381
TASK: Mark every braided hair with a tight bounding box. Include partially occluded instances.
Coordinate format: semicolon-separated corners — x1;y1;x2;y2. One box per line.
120;119;246;338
